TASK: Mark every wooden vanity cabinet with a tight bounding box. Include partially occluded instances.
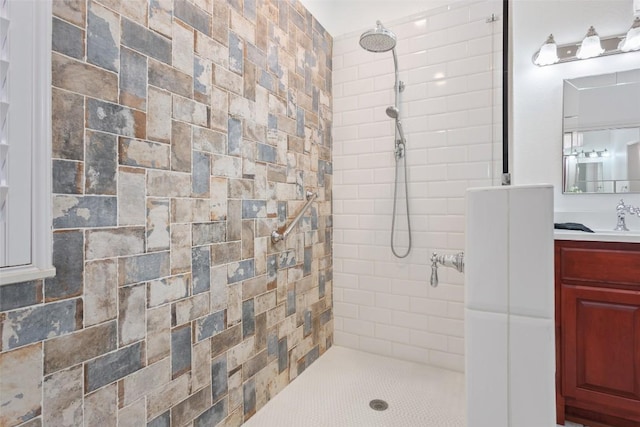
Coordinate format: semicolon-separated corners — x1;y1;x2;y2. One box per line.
555;240;640;427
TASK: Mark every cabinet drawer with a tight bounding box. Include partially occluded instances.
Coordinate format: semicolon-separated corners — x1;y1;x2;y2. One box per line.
557;242;640;286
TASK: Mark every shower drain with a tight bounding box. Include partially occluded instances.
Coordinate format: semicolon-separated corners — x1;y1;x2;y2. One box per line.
369;399;389;411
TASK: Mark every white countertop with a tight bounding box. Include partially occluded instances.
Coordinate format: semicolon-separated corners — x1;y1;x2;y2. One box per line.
554;210;640;243
554;229;640;243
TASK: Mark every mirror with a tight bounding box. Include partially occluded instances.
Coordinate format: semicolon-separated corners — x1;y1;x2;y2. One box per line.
562;69;640;194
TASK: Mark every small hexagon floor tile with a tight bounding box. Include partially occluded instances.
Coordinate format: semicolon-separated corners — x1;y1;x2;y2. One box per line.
244;346;465;427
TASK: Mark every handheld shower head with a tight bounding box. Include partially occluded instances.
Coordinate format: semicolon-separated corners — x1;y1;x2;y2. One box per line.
386;106;405;142
359;21;397;53
385;106;400;119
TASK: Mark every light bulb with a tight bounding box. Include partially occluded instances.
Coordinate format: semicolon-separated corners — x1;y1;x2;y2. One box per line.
620;17;640;52
576;26;604;59
533;34;559;66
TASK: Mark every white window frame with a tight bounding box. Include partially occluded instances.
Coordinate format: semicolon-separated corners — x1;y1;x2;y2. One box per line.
0;0;55;285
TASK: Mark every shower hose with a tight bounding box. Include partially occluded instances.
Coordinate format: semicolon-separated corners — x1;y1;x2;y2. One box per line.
391;140;411;258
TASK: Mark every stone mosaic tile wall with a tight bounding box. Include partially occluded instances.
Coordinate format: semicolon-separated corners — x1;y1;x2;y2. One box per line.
0;1;332;426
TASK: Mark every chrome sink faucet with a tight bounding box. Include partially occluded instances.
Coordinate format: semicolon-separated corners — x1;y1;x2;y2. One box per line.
615;199;640;231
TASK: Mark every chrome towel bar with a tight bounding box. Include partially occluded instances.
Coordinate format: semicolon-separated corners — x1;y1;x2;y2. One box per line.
271;190;317;243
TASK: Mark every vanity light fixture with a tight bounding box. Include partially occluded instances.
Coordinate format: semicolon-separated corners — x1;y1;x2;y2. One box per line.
533;22;640;66
569;148;610;158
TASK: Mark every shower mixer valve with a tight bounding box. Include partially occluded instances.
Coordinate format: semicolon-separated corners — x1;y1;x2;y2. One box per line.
430;251;465;287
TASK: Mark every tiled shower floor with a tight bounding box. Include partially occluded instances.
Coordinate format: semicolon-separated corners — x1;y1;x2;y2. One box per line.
244;346;466;427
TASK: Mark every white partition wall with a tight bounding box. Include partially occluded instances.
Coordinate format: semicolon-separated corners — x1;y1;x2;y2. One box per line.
465;185;555;427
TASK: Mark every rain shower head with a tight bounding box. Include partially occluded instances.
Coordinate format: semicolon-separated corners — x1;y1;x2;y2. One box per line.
359;21;397;53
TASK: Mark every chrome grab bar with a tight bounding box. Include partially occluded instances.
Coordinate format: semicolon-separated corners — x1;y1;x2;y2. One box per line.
271;191;317;243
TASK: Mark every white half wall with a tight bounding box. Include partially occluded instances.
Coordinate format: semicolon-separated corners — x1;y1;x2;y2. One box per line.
466;185;555;427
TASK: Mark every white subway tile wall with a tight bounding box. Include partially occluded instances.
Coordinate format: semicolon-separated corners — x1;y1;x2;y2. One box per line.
332;0;503;372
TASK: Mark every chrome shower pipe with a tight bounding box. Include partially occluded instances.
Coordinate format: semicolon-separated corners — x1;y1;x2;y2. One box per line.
391;48;405;151
391;48;405;101
388;49;405;161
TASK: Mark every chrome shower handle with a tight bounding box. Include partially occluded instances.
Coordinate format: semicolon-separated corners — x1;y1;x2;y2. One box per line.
430;252;439;287
430;251;465;287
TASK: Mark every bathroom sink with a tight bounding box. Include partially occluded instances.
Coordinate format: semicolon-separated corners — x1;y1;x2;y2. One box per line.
554;229;640;243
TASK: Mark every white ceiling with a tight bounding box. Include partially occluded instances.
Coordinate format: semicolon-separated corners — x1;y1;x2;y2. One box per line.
299;0;456;37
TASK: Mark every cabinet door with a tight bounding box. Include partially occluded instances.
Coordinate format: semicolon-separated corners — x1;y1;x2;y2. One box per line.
562;284;640;420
